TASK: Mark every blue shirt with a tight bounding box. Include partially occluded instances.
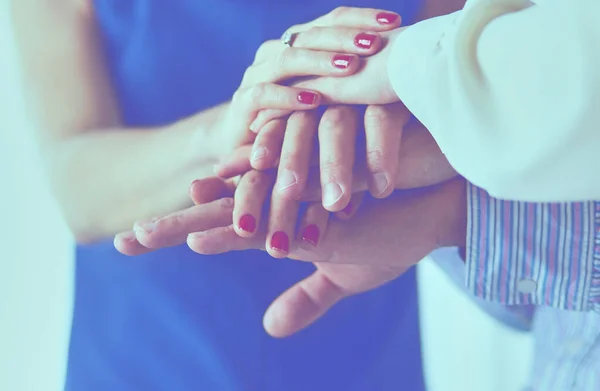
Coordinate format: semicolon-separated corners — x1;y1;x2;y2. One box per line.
66;1;425;390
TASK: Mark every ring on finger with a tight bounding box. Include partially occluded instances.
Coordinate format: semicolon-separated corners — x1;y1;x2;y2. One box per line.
281;30;298;47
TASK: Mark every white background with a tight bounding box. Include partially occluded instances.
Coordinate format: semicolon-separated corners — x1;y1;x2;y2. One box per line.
0;2;533;389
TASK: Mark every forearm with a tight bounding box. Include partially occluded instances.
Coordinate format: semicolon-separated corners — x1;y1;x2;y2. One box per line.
44;104;225;243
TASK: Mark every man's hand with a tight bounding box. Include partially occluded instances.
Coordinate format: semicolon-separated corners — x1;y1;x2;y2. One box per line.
116;177;466;337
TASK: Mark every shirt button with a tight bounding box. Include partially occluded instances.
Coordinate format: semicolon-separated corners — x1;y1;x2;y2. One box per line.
517;279;537;294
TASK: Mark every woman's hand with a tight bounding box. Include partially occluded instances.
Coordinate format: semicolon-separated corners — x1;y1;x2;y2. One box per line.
210;7;402;156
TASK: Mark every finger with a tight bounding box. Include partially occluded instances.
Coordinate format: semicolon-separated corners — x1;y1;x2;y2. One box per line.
213;145;252;179
187;225;266;255
266;190;300;259
394;124;458;189
230;84;321;148
114;231;153;256
254;29;383;66
292;27;383;54
250;118;286;170
298;202;329;248
333;191;365;221
250;109;291;133
295;7;401;32
274;111;318;201
233;170;275;238
363;104;408;198
189;177;233;205
319;106;357;212
243;49;360;87
263;270;347;338
132;198;234;249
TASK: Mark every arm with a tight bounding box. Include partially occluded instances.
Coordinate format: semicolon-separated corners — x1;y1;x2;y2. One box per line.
387;0;600;201
12;0;223;242
13;2;384;242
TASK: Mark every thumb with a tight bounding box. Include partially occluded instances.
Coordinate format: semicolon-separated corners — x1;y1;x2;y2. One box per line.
263;270;346;338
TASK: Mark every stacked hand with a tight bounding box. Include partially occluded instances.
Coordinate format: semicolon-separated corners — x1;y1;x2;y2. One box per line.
115;7;465;337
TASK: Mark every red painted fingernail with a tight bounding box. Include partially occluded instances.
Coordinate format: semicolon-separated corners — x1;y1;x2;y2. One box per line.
270;231;289;253
341;201;354;216
239;214;256;233
297;91;318;105
302;225;320;247
332;54;353;69
354;33;377;50
376;12;399;25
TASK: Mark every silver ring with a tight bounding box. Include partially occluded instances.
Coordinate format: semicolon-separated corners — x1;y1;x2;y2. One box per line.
281;30;298;47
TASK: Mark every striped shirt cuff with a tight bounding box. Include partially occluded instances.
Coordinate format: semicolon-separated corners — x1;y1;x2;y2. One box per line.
465;182;600;312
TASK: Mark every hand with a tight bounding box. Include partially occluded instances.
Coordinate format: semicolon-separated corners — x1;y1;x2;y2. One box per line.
249;27;409;131
217;105;458;210
208;7;402;156
116;177;467;337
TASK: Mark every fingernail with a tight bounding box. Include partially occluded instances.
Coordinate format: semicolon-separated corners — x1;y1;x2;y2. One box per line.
373;172;389;195
270;231;289;253
297;91;318;105
135;221;157;234
376;12;399;25
239;214;256;233
251;146;268;162
354;33;377;50
323;182;343;207
341;201;353;216
332;54;353;69
278;169;298;191
119;231;136;241
301;224;320;247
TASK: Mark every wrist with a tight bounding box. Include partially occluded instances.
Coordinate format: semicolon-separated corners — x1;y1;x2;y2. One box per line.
434;177;467;249
175;104;228;169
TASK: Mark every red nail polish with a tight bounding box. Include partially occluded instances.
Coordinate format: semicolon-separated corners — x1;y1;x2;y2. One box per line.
376;12;399;25
297;91;318;105
332;54;353;69
341;202;353;216
239;214;256;233
270;231;289;253
354;33;377;50
301;225;320;247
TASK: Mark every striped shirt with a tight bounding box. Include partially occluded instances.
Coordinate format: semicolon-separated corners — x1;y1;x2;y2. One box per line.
464;183;600;390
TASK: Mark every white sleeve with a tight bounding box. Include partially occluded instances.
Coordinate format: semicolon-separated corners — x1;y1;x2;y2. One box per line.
387;0;600;202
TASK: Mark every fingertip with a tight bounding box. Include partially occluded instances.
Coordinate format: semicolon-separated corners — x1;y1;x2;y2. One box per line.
368;172;393;199
263;304;291;339
297;90;321;107
375;11;401;28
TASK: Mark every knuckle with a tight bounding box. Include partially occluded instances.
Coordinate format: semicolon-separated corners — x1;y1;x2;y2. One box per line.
254;40;274;62
244;170;268;187
320;159;344;179
246;83;267;104
366;148;387;170
240;67;255;87
275;47;292;72
288;110;315;125
364;105;391;124
321;106;353;131
329;6;350;19
218;197;235;209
